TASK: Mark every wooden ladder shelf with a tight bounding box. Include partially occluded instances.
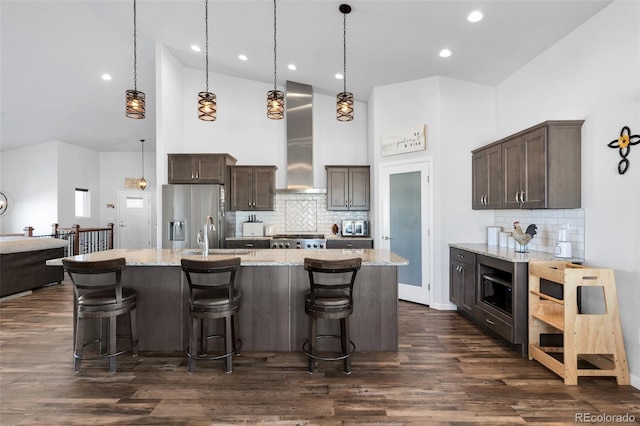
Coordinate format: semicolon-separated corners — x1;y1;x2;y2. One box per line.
528;260;629;385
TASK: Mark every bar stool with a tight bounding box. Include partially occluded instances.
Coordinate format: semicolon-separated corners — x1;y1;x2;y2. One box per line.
302;257;361;374
62;258;138;373
181;257;242;373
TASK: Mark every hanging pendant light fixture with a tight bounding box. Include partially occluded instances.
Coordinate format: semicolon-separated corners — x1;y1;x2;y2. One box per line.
126;0;146;119
266;0;284;120
337;4;354;122
137;139;149;190
198;0;217;121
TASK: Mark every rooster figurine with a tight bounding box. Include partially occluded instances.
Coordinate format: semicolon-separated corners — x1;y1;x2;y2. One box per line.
513;221;537;252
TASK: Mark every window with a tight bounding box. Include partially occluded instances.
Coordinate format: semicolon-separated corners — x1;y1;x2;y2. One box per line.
75;188;90;217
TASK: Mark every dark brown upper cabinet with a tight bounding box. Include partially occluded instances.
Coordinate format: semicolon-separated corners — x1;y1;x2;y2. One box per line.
168;154;237;184
472;120;583;210
326;166;370;211
229;166;277;211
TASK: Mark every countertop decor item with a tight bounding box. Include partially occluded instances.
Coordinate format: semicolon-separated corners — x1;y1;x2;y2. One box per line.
332;223;339;235
125;0;145;119
512;221;537;253
197;0;217;121
336;4;354;122
608;125;640;174
266;0;284;120
0;191;10;216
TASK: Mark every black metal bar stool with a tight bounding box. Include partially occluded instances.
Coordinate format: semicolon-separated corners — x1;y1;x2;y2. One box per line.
302;257;361;374
181;257;242;373
62;258;138;373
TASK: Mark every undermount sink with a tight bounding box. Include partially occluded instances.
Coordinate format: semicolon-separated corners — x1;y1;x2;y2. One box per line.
178;249;252;256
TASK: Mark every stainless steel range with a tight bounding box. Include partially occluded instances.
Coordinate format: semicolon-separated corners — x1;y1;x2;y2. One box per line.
271;234;326;249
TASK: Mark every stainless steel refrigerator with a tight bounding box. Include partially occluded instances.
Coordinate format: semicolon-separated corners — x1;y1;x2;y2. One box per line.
162;184;225;250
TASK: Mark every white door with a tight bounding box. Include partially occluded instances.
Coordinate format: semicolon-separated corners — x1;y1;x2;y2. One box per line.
117;191;152;249
380;161;431;305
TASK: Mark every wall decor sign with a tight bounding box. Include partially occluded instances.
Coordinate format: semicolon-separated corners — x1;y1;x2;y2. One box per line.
607;126;640;174
381;125;427;157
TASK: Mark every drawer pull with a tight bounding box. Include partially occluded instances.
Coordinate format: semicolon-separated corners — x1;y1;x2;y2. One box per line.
485;318;495;325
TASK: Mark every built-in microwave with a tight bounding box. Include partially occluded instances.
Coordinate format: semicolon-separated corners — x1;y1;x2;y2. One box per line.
341;220;368;237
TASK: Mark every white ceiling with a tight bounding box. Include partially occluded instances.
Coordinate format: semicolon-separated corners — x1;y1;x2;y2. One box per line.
1;0;612;152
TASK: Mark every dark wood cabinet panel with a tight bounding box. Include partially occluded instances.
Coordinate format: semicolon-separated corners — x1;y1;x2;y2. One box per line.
449;248;476;316
168;154;236;184
326;166;370;211
472;144;502;209
326;239;373;249
229;166;276;211
472;120;583;210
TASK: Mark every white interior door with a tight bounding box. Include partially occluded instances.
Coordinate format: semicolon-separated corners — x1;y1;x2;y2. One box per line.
380;161;431;305
118;191;152;249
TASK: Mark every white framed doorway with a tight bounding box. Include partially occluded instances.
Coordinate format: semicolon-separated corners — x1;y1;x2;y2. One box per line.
117;191;152;249
379;160;432;305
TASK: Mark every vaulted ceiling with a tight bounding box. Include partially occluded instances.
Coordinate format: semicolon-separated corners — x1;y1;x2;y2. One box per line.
1;0;612;152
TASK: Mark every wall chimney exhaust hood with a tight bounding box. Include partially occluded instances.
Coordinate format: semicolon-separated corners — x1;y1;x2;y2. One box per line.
277;81;325;193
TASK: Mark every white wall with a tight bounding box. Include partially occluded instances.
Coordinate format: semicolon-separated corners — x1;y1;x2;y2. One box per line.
175;65;367;190
0;141;58;234
495;0;639;386
369;76;496;309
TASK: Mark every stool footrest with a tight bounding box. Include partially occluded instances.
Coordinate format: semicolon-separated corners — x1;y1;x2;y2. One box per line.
187;338;242;361
303;335;355;362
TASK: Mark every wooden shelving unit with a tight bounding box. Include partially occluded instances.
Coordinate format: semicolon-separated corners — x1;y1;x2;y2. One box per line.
528;260;629;385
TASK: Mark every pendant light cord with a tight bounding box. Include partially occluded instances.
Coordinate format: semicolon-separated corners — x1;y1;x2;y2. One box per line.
205;0;209;92
273;0;278;91
343;11;347;94
140;139;145;178
133;0;138;92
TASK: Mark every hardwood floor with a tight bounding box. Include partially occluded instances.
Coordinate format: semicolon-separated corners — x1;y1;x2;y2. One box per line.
1;280;638;425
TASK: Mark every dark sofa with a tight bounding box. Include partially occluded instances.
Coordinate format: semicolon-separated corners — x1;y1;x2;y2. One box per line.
0;238;68;297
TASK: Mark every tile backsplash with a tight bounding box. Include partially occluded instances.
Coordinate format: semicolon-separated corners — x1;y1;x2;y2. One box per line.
227;193;368;236
493;209;585;259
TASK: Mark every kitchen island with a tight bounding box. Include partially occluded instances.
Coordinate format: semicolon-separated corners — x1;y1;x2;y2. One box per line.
48;248;407;353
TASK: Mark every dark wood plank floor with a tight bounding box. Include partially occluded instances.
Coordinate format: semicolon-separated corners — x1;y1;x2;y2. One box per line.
1;280;638;425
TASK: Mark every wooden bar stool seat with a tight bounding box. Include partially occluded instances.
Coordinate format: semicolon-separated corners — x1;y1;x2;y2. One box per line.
181;257;242;373
63;258;138;373
302;257;361;374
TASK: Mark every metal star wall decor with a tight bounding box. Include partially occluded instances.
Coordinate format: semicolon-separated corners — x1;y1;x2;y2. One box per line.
608;126;640;174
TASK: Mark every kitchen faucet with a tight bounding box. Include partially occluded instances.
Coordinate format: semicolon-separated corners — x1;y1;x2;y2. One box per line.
201;215;215;256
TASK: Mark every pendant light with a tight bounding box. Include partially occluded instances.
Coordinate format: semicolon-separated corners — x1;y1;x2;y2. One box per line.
137;139;148;190
336;4;354;122
266;0;284;120
198;0;217;121
126;0;146;119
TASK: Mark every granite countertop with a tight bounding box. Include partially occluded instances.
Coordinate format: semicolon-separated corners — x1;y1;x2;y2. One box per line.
47;248;408;267
449;243;584;264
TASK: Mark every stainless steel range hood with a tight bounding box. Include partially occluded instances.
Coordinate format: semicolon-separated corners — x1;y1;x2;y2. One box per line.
277;81;325;193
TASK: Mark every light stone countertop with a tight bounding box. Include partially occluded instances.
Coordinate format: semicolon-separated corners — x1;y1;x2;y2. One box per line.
1;237;68;255
225;235;373;240
449;243;584;264
46;248;408;267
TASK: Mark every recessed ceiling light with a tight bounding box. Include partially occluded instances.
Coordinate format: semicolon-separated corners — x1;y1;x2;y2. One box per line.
439;49;453;58
101;74;112;81
238;54;248;61
288;64;297;71
467;10;484;23
335;73;344;80
191;45;201;53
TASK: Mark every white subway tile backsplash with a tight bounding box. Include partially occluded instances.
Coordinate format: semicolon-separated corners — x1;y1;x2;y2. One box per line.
495;209;585;258
228;193;368;237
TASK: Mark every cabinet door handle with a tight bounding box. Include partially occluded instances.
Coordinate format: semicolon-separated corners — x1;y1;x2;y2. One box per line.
485;318;495;325
484;194;488;205
245;243;254;247
520;191;526;203
515;191;521;203
192;172;195;179
253;201;256;207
